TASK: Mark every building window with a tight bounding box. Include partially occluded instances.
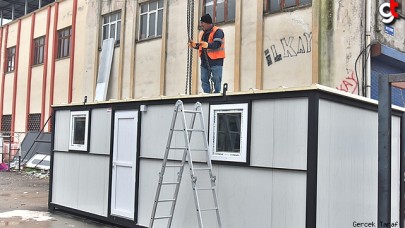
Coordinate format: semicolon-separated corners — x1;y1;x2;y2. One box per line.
265;0;311;13
28;113;41;132
139;0;164;40
6;47;16;72
209;103;248;163
69;111;89;151
102;11;121;44
203;0;235;23
1;115;12;136
57;27;71;59
33;36;45;65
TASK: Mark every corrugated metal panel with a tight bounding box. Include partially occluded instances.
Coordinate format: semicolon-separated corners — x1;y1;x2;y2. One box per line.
51;152;110;217
317;99;378;228
137;159;306;228
140;103;209;162
90;108;112;155
54;110;70;151
250;98;308;170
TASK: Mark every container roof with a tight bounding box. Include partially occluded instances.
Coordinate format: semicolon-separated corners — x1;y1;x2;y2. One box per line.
0;0;54;20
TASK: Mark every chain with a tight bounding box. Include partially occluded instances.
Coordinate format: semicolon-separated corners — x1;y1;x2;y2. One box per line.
185;0;194;95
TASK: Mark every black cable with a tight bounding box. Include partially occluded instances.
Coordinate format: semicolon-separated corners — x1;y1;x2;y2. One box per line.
354;40;379;96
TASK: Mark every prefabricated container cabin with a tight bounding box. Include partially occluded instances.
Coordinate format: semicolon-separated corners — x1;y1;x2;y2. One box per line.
49;85;404;228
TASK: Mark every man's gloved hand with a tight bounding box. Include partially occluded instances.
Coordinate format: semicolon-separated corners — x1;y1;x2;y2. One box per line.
200;41;208;48
188;40;198;48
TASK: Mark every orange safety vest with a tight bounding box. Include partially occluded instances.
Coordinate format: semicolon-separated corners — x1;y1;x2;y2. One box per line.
198;26;225;59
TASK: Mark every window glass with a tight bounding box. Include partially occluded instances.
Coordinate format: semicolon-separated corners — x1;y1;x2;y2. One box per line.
7;47;16;72
157;10;163;36
57;27;71;58
284;0;297;8
227;0;236;21
139;0;164;40
209;104;248;163
73;116;86;145
102;11;121;42
300;0;311;4
216;113;241;153
140;14;147;39
270;0;281;12
149;12;156;37
216;0;225;23
267;0;311;13
150;1;157;10
141;4;148;13
204;0;214;19
69;111;89;151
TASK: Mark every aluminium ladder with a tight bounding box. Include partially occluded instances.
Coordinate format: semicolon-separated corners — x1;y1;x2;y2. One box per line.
149;100;222;228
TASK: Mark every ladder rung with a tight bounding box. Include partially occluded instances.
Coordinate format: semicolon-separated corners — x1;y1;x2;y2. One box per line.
184;110;200;113
168;147;187;150
166;164;183;168
195;187;214;191
193;167;211;171
190;148;208;151
173;129;184;132
187;129;204;132
158;199;176;202
154;215;173;220
162;182;179;185
199;208;218;212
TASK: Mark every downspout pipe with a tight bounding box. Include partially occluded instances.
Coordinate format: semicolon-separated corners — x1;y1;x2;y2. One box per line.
365;0;372;98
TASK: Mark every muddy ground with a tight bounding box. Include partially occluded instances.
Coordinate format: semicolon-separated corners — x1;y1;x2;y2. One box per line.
0;170;117;227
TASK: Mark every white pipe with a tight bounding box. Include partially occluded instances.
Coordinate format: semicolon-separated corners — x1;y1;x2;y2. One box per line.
365;0;372;98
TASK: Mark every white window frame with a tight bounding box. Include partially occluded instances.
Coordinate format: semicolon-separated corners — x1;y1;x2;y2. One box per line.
209;103;248;163
69;111;89;151
102;11;121;43
139;0;164;40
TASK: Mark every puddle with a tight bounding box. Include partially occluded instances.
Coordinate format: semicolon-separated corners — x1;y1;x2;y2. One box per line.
0;210;53;222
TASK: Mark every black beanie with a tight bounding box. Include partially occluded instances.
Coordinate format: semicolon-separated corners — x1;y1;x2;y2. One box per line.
200;14;213;24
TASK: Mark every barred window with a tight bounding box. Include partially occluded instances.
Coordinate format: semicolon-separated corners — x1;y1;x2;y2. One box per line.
7;47;16;72
57;27;71;59
1;115;12;136
139;0;164;40
28;114;41;132
102;11;121;43
33;36;45;65
265;0;311;13
202;0;235;23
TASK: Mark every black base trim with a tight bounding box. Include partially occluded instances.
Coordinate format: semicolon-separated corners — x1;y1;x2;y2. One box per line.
49;203;146;228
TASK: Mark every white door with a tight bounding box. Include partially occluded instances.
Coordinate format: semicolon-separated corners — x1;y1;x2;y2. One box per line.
111;110;138;220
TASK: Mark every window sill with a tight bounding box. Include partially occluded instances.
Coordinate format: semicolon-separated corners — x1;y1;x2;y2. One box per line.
56;56;70;61
5;70;14;74
264;3;312;16
213;19;235;27
32;63;44;68
136;35;162;43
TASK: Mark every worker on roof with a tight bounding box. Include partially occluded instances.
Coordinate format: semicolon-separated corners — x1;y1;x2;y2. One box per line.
189;13;225;93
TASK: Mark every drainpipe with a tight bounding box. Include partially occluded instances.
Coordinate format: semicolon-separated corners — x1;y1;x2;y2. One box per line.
365;0;372;98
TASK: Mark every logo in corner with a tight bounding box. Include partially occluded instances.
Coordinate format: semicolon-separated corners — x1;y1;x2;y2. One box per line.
379;0;400;24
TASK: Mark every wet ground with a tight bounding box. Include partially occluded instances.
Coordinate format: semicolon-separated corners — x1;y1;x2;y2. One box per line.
0;170;117;227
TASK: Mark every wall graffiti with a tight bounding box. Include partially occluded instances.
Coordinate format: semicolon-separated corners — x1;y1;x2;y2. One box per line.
264;32;312;67
336;71;358;94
